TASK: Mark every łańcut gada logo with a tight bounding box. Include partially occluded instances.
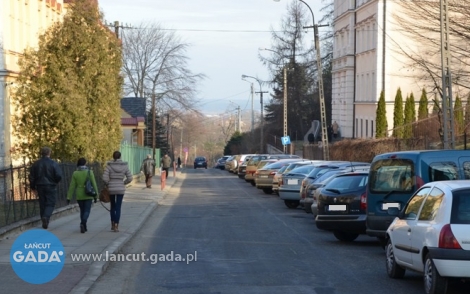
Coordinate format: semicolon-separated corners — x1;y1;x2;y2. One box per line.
10;229;65;284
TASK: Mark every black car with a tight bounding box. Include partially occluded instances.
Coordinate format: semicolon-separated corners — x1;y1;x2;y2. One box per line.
315;171;369;242
194;157;208;169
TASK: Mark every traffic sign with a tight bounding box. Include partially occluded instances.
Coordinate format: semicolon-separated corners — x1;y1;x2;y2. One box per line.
281;136;291;146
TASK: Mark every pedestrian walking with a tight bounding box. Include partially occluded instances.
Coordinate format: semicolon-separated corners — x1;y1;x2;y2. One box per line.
140;154;156;188
161;153;172;179
102;151;133;232
29;146;63;229
177;156;182;169
66;158;98;233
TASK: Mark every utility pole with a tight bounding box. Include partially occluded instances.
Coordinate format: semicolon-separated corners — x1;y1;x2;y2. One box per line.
255;89;268;153
108;21;132;39
440;0;455;149
300;0;330;160
283;66;288;154
237;105;241;132
250;83;254;137
151;93;156;160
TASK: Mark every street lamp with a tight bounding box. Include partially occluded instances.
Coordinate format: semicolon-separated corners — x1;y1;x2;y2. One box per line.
259;48;289;154
274;0;330;160
241;79;255;138
241;75;267;153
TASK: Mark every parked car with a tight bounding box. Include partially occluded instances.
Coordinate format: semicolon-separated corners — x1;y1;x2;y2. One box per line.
302;169;348;214
273;160;323;195
310;173;343;217
315;171;370;242
194;156;208;169
366;150;470;244
301;164;370;213
255;159;303;194
215;156;230;170
245;154;299;184
279;163;325;209
224;155;236;171
252;159;279;187
237;155;254;179
385;180;470;294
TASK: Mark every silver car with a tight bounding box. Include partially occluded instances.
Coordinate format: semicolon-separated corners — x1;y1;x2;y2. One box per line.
279;164;322;209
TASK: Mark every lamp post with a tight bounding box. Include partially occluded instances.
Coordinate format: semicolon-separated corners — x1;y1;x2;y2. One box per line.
242;75;267;153
259;48;289;154
241;79;255;138
274;0;329;160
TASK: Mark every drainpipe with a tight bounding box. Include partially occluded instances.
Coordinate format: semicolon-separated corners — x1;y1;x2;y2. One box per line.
353;0;357;138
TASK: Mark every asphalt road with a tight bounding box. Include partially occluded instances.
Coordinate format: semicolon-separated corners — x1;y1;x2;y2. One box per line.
88;168;470;294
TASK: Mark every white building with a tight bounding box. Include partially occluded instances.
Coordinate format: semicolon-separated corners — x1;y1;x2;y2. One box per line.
331;0;426;139
0;0;68;167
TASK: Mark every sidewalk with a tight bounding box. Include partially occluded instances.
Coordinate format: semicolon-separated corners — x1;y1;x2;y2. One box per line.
0;170;182;294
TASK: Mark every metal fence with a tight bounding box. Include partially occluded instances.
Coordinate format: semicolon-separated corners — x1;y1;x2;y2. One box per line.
120;143;157;175
0;144;157;229
0;162;104;228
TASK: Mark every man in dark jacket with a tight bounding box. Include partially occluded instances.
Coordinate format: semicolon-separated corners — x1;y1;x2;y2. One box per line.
140;154;156;188
29;147;63;229
161;153;172;179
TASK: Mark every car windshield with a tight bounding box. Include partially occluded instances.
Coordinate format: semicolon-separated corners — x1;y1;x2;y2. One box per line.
247;156;267;166
314;169;345;183
258;160;276;169
277;165;288;173
325;174;369;193
287;165;317;175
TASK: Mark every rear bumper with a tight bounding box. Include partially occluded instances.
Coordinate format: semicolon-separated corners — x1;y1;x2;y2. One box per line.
428;248;470;277
366;215;395;238
279;189;300;200
315;214;367;233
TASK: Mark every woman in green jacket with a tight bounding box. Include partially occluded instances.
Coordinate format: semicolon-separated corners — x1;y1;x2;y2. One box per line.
67;158;98;233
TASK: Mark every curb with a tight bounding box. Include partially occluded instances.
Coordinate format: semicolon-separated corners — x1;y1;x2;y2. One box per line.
70;176;180;294
69;201;157;294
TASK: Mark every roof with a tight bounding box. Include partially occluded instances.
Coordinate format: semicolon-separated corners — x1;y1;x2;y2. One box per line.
120;97;147;118
121;117;145;126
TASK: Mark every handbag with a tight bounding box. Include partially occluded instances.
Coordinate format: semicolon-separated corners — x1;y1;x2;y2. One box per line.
85;169;97;197
99;186;110;203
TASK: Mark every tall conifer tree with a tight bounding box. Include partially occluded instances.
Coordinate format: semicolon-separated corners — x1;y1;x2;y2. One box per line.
392;88;404;138
11;0;123;162
376;90;388;138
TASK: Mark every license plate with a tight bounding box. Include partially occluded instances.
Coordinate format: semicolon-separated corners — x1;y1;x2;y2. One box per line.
260;175;268;178
328;205;346;211
382;203;400;210
287;179;298;185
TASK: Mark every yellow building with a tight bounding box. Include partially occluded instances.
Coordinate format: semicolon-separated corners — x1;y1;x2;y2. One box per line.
0;0;68;167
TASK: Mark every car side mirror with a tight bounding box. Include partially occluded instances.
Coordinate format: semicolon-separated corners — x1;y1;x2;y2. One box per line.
387;207;400;216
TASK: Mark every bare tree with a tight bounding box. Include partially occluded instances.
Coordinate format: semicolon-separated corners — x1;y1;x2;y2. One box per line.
391;1;470;95
121;23;205;112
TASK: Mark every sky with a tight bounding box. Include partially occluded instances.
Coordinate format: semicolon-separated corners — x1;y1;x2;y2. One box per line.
98;0;323;116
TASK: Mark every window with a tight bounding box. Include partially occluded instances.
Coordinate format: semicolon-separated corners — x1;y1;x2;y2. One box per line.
463;161;470;179
419;187;444;221
404;187;431;220
369;159;414;192
429;162;458;181
451;189;470;224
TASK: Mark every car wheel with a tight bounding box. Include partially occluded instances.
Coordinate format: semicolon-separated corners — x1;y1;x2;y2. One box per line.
385;239;406;279
333;231;359;242
262;188;273;194
250;181;256;186
284;200;299;209
424;254;448;294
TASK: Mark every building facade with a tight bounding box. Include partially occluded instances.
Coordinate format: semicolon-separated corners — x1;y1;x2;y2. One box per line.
0;0;68;167
331;0;426;139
